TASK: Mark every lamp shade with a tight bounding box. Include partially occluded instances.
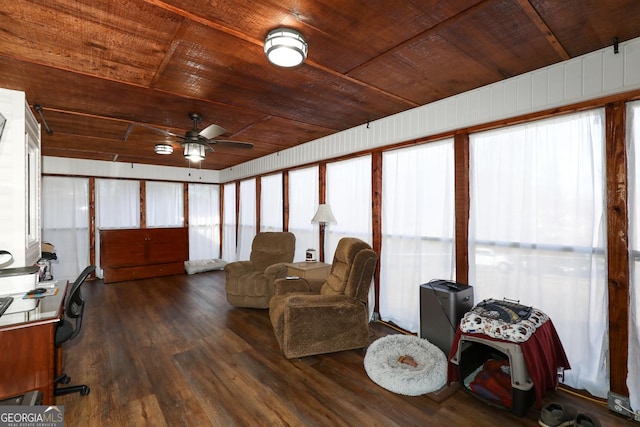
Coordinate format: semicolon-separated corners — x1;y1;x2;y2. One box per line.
154;143;173;155
264;28;308;67
311;204;337;224
183;142;205;162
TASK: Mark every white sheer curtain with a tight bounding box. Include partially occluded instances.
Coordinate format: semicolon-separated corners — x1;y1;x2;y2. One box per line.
325;156;374;318
260;173;283;232
41;176;90;282
146;181;183;227
288;166;319;262
469;110;608;396
188;183;220;260
95;179;140;277
237;178;256;260
222;183;237;261
325;156;372;261
379;140;455;332
627;100;640;412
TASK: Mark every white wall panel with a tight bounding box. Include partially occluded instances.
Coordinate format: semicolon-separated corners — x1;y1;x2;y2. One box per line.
584;52;604;97
531;69;549;108
504;78;519;115
516;74;532;111
466;90;481;125
445;96;458;129
548;64;565;105
43;156;220;183
625;41;640;86
565;60;583;100
604;49;624;91
490;83;505;118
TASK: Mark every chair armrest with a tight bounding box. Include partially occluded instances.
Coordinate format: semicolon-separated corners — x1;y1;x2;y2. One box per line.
223;261;254;278
281;295;369;350
264;262;289;282
286;294;356;308
304;278;325;293
274;277;311;295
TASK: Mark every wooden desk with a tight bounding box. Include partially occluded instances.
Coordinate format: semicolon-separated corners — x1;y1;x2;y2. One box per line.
286;262;331;281
0;281;67;405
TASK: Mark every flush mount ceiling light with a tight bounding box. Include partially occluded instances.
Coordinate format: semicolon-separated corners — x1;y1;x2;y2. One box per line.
183;142;206;162
264;28;308;67
154;143;173;155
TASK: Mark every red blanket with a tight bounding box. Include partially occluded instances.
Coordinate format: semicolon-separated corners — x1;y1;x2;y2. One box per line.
469;359;513;407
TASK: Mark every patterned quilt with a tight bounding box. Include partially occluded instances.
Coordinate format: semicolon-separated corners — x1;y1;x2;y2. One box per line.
460;299;549;343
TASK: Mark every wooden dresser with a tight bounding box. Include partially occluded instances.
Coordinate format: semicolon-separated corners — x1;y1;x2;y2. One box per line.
100;227;188;283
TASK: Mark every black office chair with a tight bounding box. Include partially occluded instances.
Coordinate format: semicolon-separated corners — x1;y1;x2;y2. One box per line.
54;265;95;397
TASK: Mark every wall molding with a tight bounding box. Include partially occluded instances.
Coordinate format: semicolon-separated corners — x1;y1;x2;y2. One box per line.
43;156;220;183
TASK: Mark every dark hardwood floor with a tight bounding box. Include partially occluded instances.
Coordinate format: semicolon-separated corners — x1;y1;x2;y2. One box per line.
56;271;632;426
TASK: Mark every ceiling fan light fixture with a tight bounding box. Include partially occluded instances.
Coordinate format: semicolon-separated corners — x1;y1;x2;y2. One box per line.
183;142;205;162
154;143;173;155
264;28;308;67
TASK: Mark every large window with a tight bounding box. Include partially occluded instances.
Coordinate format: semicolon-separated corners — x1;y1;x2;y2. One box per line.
325;156;372;261
260;173;283;232
41;177;90;281
95;179;140;277
627;100;640;412
222;183;237;261
288;166;319;262
237;178;256;260
146;181;183;227
469;110;607;396
188;183;220;260
325;156;374;317
379;140;455;332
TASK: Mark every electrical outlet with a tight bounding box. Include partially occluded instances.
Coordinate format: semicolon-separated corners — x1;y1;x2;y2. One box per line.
608;391;640;422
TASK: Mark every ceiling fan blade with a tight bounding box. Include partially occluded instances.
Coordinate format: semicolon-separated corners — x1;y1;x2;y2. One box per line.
211;140;254;149
199;123;226;140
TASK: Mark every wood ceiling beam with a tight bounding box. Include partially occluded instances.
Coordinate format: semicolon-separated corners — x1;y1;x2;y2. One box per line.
347;1;492;76
516;0;570;60
348;0;570;78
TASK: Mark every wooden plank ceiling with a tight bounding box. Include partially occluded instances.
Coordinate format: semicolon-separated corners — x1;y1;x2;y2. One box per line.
1;0;639;170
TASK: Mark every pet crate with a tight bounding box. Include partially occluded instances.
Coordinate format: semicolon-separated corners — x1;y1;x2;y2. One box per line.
450;334;535;417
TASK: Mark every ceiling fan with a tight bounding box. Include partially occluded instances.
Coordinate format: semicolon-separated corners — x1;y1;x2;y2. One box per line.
124;113;253;161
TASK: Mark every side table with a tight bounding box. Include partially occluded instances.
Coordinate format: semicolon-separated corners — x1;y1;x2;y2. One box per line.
286;262;331;281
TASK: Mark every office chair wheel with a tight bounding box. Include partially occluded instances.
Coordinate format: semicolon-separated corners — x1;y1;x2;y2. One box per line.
80;386;90;396
54;374;71;385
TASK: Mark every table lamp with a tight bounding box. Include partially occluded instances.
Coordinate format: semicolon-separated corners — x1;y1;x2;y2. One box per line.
311;204;336;262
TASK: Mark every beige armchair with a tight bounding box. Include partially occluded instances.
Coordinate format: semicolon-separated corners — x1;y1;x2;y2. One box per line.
269;237;378;359
224;232;295;308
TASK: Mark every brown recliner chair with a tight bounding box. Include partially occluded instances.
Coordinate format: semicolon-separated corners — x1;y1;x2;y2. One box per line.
224;232;296;308
269;237;378;359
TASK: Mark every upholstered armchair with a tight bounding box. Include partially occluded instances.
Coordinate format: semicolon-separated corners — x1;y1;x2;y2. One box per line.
224;232;296;308
269;237;378;359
